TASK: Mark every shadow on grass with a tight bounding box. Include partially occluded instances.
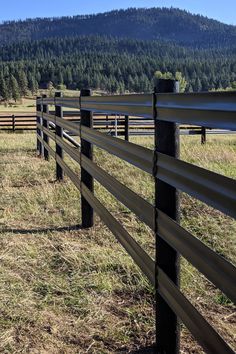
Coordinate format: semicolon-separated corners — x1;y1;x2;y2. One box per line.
0;225;82;235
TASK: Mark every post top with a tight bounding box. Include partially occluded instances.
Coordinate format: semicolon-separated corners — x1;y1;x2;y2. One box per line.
80;89;92;97
55;91;63;98
155;79;179;93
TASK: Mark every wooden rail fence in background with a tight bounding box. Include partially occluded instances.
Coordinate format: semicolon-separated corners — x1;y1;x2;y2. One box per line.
2;111;236;145
36;80;236;354
0;113;36;131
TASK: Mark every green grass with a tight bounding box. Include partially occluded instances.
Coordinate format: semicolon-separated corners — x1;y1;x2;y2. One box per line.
0;132;235;353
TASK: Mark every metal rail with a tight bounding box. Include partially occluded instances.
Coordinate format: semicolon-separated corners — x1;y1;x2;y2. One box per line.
81;125;153;173
156;152;236;219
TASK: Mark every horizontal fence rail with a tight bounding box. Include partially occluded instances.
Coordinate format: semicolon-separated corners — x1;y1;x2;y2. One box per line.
37;90;236;130
81;125;154;173
81;153;155;230
156;152;236;219
36;82;236;354
155;91;236;130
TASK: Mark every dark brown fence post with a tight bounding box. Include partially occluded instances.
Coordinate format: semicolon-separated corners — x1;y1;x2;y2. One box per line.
114;115;118;137
55;92;64;181
36;96;42;156
12;114;15;132
80;89;94;228
154;79;180;354
106;114;109;129
124;115;129;141
201;126;206;144
42;94;49;160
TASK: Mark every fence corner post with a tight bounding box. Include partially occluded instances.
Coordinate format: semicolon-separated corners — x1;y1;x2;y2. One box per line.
80;88;94;228
55;91;64;181
36;96;42;156
154;79;180;354
42;94;49;161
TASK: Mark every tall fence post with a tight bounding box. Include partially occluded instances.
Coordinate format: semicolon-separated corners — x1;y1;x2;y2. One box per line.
42;94;49;161
12;114;15;132
154;79;180;354
106;114;109;129
80;89;94;228
55;92;64;181
36;96;42;156
114;115;118;137
124;115;129;141
201;126;206;144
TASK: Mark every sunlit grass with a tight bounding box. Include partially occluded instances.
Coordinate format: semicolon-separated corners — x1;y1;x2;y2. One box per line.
0;132;235;353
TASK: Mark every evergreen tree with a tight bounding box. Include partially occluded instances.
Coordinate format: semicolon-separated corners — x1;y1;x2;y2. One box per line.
28;74;38;95
10;74;20;102
65;66;73;86
18;70;28;96
175;72;187;92
194;78;202;92
0;73;8;101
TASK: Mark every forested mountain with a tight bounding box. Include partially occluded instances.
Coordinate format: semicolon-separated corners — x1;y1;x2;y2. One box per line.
0;8;236;48
0;35;235;97
0;8;236;100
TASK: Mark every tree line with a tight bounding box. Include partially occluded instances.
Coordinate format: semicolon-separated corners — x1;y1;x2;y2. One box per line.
0;68;38;102
0;36;236;101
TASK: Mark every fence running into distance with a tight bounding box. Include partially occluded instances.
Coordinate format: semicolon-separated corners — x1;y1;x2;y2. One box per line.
2;111;236;144
36;80;236;354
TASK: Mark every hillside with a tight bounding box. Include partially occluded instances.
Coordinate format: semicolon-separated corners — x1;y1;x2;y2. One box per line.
0;35;236;95
1;7;236;48
0;7;236;97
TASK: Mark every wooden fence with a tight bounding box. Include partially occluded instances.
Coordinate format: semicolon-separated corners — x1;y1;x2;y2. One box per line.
0;112;81;132
0;113;36;131
36;80;236;354
2;111;235;145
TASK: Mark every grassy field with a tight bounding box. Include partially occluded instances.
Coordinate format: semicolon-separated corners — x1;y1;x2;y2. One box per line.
0;97;36;113
0;89;107;113
0;132;235;353
0;91;75;113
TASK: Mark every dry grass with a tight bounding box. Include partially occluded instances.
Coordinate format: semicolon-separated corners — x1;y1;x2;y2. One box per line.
0;89;80;113
0;132;235;353
0;97;36;113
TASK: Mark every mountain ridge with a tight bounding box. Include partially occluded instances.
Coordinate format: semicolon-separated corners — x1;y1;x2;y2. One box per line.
0;7;236;48
0;7;235;97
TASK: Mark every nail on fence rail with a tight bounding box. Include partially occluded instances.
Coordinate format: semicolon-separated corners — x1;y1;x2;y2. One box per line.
36;80;236;354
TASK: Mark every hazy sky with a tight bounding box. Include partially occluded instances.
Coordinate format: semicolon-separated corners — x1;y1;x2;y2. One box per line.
1;0;236;25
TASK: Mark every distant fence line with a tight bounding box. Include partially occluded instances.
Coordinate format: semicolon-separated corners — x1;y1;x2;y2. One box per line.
0;113;36;131
36;82;235;353
1;112;236;144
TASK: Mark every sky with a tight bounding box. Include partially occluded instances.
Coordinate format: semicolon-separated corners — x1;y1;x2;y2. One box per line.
1;0;236;25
